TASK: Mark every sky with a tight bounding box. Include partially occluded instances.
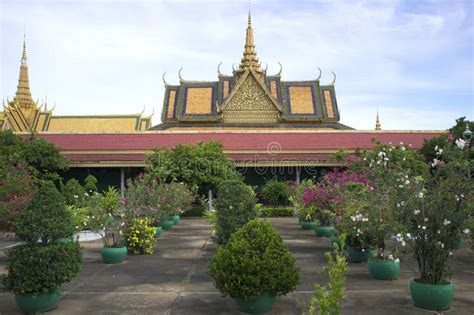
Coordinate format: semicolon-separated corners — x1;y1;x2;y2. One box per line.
1;0;473;130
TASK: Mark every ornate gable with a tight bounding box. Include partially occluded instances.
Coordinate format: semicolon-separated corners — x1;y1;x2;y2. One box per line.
220;70;281;124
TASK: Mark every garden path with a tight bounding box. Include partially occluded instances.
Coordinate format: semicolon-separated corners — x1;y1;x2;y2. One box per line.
0;218;473;314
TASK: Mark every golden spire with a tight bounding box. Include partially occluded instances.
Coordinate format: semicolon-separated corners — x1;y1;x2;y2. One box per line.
375;108;381;130
237;10;262;74
12;34;36;126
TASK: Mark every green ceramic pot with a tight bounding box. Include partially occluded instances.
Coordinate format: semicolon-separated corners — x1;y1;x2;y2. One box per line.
314;226;334;237
15;289;62;313
100;246;127;264
346;244;373;263
234;293;276;313
410;280;454;311
368;258;400;280
161;219;174;230
155;226;162;237
451;238;463;250
173;214;180;225
300;221;317;230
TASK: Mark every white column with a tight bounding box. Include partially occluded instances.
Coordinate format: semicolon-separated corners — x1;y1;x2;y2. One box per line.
120;168;125;198
296;167;301;184
208;190;213;210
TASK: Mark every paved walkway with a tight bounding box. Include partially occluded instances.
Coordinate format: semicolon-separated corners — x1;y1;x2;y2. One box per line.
0;218;473;314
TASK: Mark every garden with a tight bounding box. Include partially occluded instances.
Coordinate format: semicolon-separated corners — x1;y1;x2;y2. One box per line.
0;118;473;314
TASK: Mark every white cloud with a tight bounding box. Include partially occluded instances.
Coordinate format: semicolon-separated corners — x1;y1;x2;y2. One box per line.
0;0;472;129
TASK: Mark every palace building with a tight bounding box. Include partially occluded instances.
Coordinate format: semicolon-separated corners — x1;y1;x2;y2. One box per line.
2;14;444;191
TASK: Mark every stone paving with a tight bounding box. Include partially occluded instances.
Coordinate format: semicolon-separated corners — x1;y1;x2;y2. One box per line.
0;217;473;314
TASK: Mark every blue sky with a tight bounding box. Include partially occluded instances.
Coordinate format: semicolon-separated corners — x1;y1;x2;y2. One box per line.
1;0;472;130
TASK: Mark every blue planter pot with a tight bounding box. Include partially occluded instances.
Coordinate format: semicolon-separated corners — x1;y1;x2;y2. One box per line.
173;214;180;225
346;244;373;263
300;221;317;230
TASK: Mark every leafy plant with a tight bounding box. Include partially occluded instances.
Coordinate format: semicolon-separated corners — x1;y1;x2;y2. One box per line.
15;180;75;243
203;208;217;230
306;235;348;315
260;178;290;206
260;207;294;217
395;142;473;285
215;180;257;244
125;218;156;254
61;178;86;207
145;141;240;197
66;205;90;232
83;174;98;193
1;242;82;294
208;219;300;301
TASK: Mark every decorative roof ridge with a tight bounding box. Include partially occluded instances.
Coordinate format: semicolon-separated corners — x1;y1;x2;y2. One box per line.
218;69;282;113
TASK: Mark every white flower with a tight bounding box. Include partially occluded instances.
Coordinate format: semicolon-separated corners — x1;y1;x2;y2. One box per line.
424;218;428;222
455;138;466;149
394;258;400;263
73;195;79;199
388;254;394;260
435;145;439;150
443;219;451;226
422;226;426;230
414;209;420;215
431;159;440;167
401;146;406;151
401;241;406;247
464;228;470;234
418;192;424;198
398;185;403;188
441;243;445;249
405;180;410;185
406;233;411;238
449;251;453;256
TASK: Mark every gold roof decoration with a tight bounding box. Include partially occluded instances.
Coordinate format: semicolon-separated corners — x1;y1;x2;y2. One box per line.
12;35;39;127
1;35;154;132
234;12;263;81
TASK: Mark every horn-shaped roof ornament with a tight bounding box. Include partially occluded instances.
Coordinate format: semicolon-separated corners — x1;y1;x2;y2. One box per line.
330;71;336;85
263;62;268;72
232;63;237;72
277;62;282;76
316;67;322;81
162;72;169;86
178;67;184;82
217;61;223;76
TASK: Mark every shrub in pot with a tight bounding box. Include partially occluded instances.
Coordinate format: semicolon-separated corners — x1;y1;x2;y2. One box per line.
1;180;82;312
208;219;300;313
288;178;315;221
215;180;256;244
303;184;335;236
298;206;317;230
395;142;473;311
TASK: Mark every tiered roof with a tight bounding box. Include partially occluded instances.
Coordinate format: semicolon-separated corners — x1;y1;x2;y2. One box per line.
156;13;349;130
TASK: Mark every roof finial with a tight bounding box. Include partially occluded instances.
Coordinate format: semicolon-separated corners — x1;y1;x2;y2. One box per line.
316;67;322;81
330;71;336;85
375;108;381;130
21;32;27;64
237;3;261;74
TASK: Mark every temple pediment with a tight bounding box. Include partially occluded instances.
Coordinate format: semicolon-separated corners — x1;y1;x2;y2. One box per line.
220;70;281;124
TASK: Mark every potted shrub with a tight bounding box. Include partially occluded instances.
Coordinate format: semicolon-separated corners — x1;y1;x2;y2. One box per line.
215;180;256;244
335;183;376;262
288;178;315;223
303;183;335;237
1;180;82;313
362;144;422;280
87;186;128;263
396;142;472;311
208;219;300;313
298;205;318;230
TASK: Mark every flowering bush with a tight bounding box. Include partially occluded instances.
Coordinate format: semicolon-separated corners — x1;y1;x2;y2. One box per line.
124;175;195;226
125;218;156;254
394;141;473;285
335;183;377;252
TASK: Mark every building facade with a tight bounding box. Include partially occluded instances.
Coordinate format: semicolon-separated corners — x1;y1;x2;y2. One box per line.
3;14;445;191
